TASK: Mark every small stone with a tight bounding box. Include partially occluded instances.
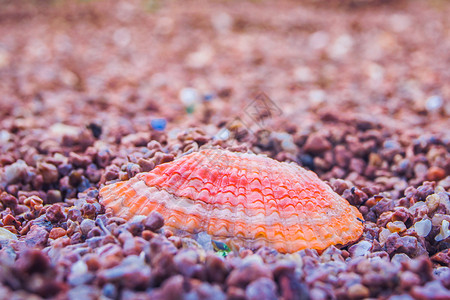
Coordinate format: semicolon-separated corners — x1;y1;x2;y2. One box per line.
226;255;273;288
431;250;450;266
205;253;229;283
196;232;213;251
179;88;200;107
303;133;332;153
347;283;369;299
391;253;412;266
37;162;59;184
387;221;407;233
0;227;18;241
425;95;443;112
399;271;421;290
385;233;427;257
46;204;66;223
435;220;450;242
80;219;96;236
245;277;277;300
414;219;432;237
3;160;28;184
411;281;450;299
151;119;167;131
46;190;62;204
49;227;66;239
427;166;446;181
348;241;372;257
143;211;164;231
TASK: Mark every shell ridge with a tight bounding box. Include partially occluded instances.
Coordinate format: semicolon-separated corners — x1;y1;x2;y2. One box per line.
100;148;364;253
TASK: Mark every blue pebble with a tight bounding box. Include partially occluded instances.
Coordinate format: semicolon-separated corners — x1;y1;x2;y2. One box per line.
203;93;215;101
150;118;167;131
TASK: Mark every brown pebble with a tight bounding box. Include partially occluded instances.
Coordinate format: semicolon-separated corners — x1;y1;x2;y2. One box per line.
46;190;62;204
142;230;157;241
46;204;66;223
49;227;66;239
427;166;446;181
347;283;369;299
37;162;59;184
303;133;332;153
144;211;165;232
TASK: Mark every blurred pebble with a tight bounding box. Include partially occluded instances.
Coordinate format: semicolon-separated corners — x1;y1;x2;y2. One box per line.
245;277;277;300
143;211;164;231
0;227;17;241
425;95;443;112
3;160;28;184
151;118;167;131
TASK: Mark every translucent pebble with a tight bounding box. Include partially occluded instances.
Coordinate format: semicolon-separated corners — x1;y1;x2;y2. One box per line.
408;201;426;214
391;253;411;266
196;232;213;251
0;130;11;143
379;228;391;245
348;240;372;257
383;139;400;149
71;260;88;276
309;89;326;105
426;194;441;212
308;31;329;50
179;88;199;106
435;220;450;242
387;221;407;233
0;227;18;241
425;95;443;112
432;214;450;226
414;219;432;237
214;128;230;140
150;118;167;131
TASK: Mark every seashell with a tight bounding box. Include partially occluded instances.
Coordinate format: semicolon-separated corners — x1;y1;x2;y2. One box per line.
100;148;364;253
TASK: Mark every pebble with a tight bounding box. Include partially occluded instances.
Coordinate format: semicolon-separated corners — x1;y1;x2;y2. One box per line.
245;277;277;300
151;118;167;131
387;221;407;233
303;133;332;153
0;227;18;241
37;162;59;184
435;220;450;242
348;241;372;257
414;219;432;237
143;211;165;231
425;95;443;112
80;219;96;236
3;160;28;184
347;283;370;299
226;255;273;288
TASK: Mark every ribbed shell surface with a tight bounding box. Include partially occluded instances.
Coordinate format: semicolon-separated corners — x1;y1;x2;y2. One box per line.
100;149;364;253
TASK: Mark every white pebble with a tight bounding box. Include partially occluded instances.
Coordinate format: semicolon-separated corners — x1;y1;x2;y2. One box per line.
435;220;450;242
196;232;213;251
349;240;372;257
414;219;432;237
4;160;28;184
71;260;88;276
426;95;443;112
179;88;199;107
214;128;230;140
0;227;18;241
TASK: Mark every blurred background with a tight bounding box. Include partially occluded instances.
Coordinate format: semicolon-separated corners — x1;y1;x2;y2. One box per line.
0;0;449;137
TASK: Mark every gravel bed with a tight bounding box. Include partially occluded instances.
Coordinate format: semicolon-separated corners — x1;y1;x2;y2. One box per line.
0;0;449;299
